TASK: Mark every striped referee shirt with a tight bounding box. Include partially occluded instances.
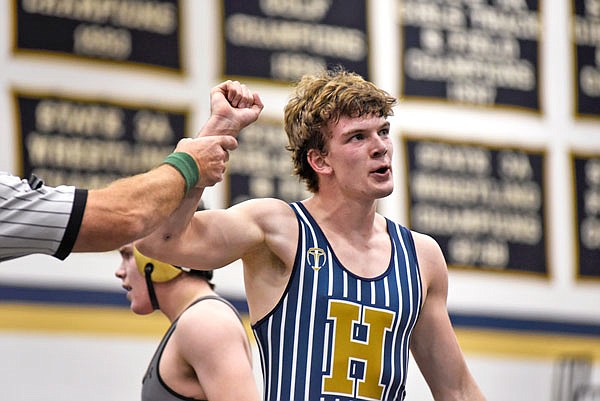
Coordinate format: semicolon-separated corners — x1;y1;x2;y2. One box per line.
253;202;423;401
0;172;87;262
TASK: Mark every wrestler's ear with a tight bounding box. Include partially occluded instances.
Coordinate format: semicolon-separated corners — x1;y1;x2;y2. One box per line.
307;148;332;176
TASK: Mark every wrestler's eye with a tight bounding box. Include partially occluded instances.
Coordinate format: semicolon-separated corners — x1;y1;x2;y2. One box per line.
379;128;389;137
119;249;133;259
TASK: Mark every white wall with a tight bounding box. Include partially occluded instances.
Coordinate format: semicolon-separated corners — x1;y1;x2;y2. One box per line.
1;1;599;400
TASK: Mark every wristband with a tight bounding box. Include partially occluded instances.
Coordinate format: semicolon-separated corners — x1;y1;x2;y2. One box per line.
162;152;199;194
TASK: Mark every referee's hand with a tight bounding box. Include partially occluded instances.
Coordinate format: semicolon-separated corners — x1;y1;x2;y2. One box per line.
174;135;238;188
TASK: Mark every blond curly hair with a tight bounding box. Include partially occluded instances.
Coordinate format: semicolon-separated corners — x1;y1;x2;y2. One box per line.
284;68;397;193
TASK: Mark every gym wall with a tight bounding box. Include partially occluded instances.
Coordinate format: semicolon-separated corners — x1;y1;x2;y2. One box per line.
0;1;599;400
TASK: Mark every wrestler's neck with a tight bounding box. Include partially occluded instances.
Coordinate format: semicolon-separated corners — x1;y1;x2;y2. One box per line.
157;277;215;322
302;193;379;235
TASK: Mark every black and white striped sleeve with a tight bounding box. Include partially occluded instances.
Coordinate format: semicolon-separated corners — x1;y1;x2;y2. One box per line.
0;173;88;262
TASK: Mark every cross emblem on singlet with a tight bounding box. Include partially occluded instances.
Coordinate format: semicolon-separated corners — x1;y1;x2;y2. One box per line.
307;247;326;271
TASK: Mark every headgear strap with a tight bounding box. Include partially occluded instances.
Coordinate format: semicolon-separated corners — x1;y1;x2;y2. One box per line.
143;263;160;310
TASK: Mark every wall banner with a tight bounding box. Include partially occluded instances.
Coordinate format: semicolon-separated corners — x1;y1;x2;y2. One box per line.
572;152;600;279
14;91;188;189
226;118;308;206
14;0;183;72
404;136;548;274
399;0;541;111
222;0;369;82
573;0;600;119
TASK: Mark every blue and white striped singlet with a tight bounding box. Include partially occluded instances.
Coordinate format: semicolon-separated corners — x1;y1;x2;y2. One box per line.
252;202;423;401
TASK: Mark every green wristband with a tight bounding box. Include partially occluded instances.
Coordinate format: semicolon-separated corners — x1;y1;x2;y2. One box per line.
162;152;199;194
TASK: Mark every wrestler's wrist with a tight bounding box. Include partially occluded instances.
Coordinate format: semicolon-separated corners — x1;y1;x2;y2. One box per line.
199;115;240;137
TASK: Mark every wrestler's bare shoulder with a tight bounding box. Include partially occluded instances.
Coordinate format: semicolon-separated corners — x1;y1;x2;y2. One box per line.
231;197;297;230
232;197;294;216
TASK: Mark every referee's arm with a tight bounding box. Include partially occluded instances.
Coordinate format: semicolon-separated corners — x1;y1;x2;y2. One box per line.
72;135;238;253
72;164;186;253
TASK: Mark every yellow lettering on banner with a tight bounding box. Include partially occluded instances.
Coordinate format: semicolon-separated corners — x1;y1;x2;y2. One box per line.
496;0;529;11
324;300;394;400
447;31;519;60
22;0;177;34
586;159;600;186
414;142;491;175
260;0;332;21
469;6;538;39
35;100;124;139
25;131;173;175
271;52;326;81
447;81;496;105
249;177;274;197
411;204;542;245
226;14;366;61
279;177;309;201
580;66;600;97
400;3;466;29
585;189;600;215
586;0;600;17
404;49;535;91
73;23;131;59
449;236;509;267
498;150;533;180
582;217;600;249
133;110;174;144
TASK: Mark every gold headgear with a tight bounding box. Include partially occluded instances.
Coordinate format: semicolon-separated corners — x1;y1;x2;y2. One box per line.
133;245;182;283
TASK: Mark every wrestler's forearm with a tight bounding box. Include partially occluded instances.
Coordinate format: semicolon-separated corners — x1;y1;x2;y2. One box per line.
136;187;204;263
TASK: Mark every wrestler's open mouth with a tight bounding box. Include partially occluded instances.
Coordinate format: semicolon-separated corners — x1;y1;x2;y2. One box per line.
374;167;388;174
